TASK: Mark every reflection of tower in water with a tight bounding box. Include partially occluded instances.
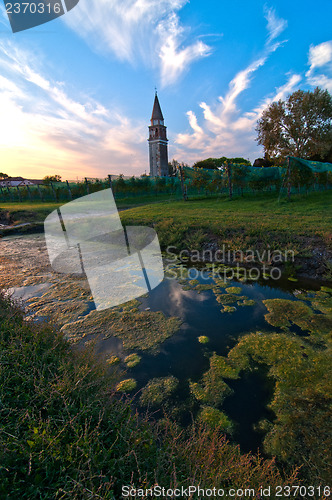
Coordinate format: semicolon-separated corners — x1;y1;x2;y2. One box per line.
148;92;169;177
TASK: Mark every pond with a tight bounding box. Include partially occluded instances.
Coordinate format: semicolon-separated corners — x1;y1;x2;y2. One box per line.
115;268;325;451
0;234;330;455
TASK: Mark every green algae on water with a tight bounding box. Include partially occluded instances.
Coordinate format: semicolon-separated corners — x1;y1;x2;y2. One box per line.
237;299;256;306
61;308;182;352
221;305;237;313
116;378;137;393
124;353;141;368
263;298;332;336
106;355;120;365
139;376;179;406
225;286;242;294
198;335;209;344
197;406;234;433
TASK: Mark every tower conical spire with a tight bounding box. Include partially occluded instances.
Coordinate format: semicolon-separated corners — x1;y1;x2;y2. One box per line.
151;93;164;123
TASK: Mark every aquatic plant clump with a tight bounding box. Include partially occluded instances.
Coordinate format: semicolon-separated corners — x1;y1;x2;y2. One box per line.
198;335;209;344
263;297;332;337
116;378;137;393
311;290;332;315
139;376;179;406
124;353;141;368
263;298;312;329
221;305;237;313
215;293;245;305
106;355;120;365
194;283;216;293
27;298;91;327
225;286;242;294
197;406;234;434
61;308;182;352
189;353;235;407
237;299;256;306
206;319;332;483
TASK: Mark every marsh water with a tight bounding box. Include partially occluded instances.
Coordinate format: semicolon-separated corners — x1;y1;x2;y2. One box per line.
123;270;323;451
0;234;326;453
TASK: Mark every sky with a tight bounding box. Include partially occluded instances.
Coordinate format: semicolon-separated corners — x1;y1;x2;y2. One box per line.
0;0;331;180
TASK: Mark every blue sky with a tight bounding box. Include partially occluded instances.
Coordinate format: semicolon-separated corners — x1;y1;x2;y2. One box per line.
0;0;332;179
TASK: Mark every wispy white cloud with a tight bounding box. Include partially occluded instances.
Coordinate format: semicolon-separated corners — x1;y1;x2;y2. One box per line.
306;41;332;75
157;13;211;86
264;5;288;45
174;72;302;164
63;0;212;87
174;7;293;163
219;56;267;118
0;41;147;179
305;41;332;92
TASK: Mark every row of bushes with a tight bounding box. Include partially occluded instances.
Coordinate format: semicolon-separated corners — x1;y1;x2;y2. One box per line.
1;166;331;204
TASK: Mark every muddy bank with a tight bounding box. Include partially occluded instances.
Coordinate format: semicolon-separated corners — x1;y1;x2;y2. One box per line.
180;236;332;281
1;223;331;281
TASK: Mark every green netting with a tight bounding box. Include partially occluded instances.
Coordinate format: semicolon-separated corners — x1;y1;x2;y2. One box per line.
289;156;332;173
1;157;331;204
182;164;285;184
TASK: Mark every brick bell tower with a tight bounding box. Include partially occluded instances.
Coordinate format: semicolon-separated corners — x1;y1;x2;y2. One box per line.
148;92;169;177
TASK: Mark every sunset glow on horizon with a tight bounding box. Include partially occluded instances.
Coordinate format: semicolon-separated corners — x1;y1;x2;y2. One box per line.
0;0;331;180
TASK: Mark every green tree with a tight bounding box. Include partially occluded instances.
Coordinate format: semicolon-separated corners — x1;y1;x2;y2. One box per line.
256;87;332;160
228;157;251;165
0;172;9;179
193;157;251;169
43;175;62;184
193;158;220;169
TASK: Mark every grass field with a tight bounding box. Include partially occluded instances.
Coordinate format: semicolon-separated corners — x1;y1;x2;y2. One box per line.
120;191;332;255
1;191;332;256
120;190;332;233
0;193;182;221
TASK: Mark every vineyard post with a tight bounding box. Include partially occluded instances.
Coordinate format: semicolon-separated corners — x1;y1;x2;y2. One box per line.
226;162;232;200
287;157;291;201
37;184;44;202
26;184;32;202
85;177;89;195
66;180;72;200
50;182;57;201
178;165;187;201
108;174;113;192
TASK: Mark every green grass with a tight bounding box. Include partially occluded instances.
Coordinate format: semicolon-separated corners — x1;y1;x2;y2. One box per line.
0;193;175;223
2;192;332;258
120;190;332;253
0;202;61;224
